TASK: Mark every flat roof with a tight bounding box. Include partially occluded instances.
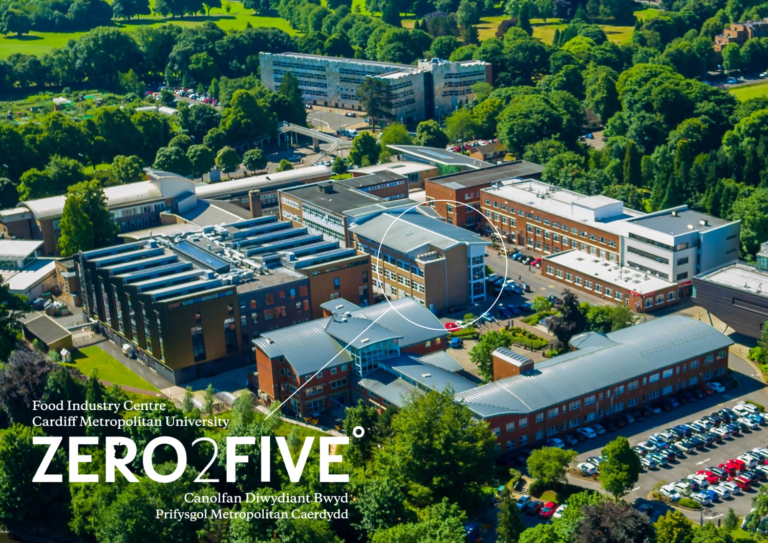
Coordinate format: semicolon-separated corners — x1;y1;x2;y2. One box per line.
629;208;733;235
427;161;543;189
119;222;201;241
351;211;490;253
269;52;410;70
281;182;382;214
0;240;43;260
695;261;768;299
544;250;676;294
337;170;406;190
387;145;492;169
483;179;643;234
178;200;246;227
195;166;331;200
2;259;56;294
351;162;437;176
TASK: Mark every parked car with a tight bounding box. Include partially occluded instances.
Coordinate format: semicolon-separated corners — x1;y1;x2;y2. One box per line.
578;463;597;476
516;495;531;510
718;462;741;477
539;502;558;519
641;457;657;470
661;484;681;501
546;438;565;449
577;427;598;440
713;427;731;440
563;433;580;447
592;424;606;435
692;492;711;506
723;480;742;495
648;435;668;449
697;470;720;485
707;382;726;393
649;452;669;467
524;501;543;515
553;504;567;519
710;484;731;500
708;466;728;480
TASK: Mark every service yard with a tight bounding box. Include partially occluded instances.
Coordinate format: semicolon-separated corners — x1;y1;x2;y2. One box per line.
570;354;768;523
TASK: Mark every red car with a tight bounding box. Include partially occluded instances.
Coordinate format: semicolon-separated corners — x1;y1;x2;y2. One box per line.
444;322;459;331
697;470;720;485
730;475;752;490
729;458;747;472
539;502;558;519
718;462;740;476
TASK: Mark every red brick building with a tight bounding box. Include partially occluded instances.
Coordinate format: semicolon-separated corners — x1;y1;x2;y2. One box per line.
455;316;731;453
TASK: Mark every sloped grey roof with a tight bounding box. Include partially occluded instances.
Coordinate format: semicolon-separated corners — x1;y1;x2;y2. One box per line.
354;369;421;407
455;316;733;419
383;356;477;393
253;298;447;375
419;351;464;372
493;348;533;367
569;331;617;350
325;317;402;350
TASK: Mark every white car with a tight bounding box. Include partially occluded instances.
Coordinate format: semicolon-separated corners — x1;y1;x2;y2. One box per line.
553;504;567;518
673;482;692;496
660;484;681;501
641;457;657;470
694;419;712;430
516;494;531;510
577;427;597;439
592;424;606;435
739;453;759;468
707;382;726;393
713;427;731;439
735;403;760;416
578;462;597;476
637;441;657;453
739;417;760;430
710;485;731;500
723;480;742;495
688;474;709;488
692;492;711;506
754;447;768;456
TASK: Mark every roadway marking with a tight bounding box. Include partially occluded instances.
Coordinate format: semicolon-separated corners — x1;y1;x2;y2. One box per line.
630;487;641;492
705;514;724;520
696;458;710;465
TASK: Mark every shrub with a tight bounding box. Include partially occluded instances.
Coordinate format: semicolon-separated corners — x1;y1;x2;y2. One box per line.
46;350;61;363
678;497;701;510
509;468;522;490
545;350;559;358
749;346;768;364
449;327;479;339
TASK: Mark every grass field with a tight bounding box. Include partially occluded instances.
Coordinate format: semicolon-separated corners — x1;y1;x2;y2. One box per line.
0;0;296;59
730;80;768;101
63;346;160;392
634;7;662;20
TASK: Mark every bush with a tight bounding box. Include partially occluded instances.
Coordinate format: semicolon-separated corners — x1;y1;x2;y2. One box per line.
749;346;768;364
509;468;522;490
46;350;61;363
678;497;701;510
545;350;559;358
31;339;46;352
449;327;479;339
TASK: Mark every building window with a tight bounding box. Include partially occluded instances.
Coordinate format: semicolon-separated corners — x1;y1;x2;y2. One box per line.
656;294;664;305
191;326;206;362
546;426;558;436
547;407;558;418
519;417;528;428
224;318;237;354
535;413;544;422
689;376;699;386
574;277;582;286
584;395;595;405
506;422;515;432
615;291;623;301
333;277;340;289
565;273;572;282
570;400;580;410
690;359;699;369
667;291;676;301
662;368;673;379
649;373;659;383
585;280;593;290
628;380;638;390
569;418;581;428
546;266;554;275
644;298;653;308
705;354;714;364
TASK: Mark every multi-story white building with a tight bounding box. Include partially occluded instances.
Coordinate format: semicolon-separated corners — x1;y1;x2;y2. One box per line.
259;52;490;123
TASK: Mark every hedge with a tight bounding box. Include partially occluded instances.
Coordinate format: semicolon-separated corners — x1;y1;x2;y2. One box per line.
746;400;765;411
678;497;701;510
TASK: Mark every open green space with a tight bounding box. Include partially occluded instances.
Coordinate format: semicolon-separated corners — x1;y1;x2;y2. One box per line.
0;0;297;59
730;528;764;542
530;18;634;44
62;345;160;392
634;7;662;20
730;79;768;101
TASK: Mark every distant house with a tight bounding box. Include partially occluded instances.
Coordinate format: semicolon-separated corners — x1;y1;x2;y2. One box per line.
469;142;507;162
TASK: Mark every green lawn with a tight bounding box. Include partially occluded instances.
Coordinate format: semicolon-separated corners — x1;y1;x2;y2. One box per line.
478;15;509;40
730;80;768;101
0;0;296;59
530;18;633;44
63;346;160;392
634;7;662;20
730;528;762;542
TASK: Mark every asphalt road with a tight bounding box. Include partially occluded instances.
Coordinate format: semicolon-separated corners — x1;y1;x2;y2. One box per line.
307;110;363;131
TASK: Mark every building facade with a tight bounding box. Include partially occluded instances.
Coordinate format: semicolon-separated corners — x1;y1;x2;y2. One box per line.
351;211;489;312
714;19;768;53
259;53;490;123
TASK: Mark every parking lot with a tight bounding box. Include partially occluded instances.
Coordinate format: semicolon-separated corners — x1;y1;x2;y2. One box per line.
567;354;767;522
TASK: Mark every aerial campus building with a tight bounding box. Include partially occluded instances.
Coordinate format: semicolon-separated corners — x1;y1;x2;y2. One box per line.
259;53;491;123
254;305;732;450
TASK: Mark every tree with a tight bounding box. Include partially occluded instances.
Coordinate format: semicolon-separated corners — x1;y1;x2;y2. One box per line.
497;489;525;543
203;384;215;416
575;501;653;543
242;149;267;173
215;146;240;174
276;159;294;172
343;399;380;466
118;69;143;95
654;511;695;543
623;141;642;186
722;43;741;74
58;180;118;257
526;447;577;486
547;289;587;350
691;524;734;543
378;122;413;160
353;477;412;535
599;436;641;498
469;329;513;381
203;127;228;152
520;523;560;543
111;155;145;184
178;104;221;142
356;78;392;130
729;188;768;259
473;97;504;139
554;490;608;542
371;498;466;543
376;389;496;510
0;424;69;523
722;508;739;533
532;295;552;313
0;9;31;37
182;386;195;414
349;132;381;167
187;145;215;177
445;108;479;142
414;120;449;148
17;155;85;202
331;156;348;175
153;146;192;176
0;285;26;361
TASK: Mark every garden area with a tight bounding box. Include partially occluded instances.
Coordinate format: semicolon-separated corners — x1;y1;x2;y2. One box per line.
61;346;160;392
